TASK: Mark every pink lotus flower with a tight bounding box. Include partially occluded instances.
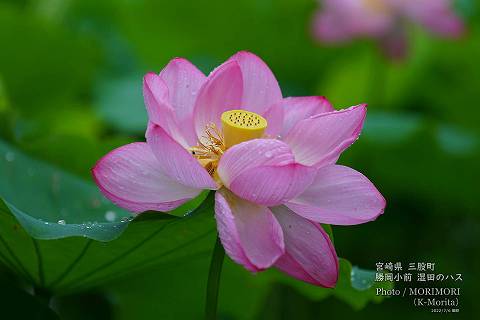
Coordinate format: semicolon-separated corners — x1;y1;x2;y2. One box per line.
313;0;465;58
92;52;386;287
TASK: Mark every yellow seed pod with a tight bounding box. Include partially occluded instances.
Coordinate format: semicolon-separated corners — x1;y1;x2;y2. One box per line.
221;110;267;148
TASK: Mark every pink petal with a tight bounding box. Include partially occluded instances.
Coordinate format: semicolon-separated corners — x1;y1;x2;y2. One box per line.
143;72;168;123
261;102;284;138
214;190;284;271
228;51;283;115
159;58;206;145
418;10;464;38
283;104;366;167
396;0;465;38
312;0;394;43
143;73;189;148
146;124;218;190
92;143;201;213
217;139;315;206
286;165;386;225
312;10;354;43
193;60;243;139
279;96;334;137
272;206;339;287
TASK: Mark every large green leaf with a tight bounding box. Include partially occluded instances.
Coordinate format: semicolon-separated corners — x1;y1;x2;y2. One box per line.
0;140;216;295
0;140;132;241
0;139;389;314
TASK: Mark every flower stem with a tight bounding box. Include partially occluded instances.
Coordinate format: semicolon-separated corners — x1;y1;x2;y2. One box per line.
205;234;225;320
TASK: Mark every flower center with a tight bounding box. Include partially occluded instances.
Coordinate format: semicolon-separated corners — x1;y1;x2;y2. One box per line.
221;110;267;148
189;110;267;181
189;123;225;178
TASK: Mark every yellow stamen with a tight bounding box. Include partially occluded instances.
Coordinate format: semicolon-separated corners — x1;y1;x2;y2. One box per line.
189;123;225;183
221;110;267;148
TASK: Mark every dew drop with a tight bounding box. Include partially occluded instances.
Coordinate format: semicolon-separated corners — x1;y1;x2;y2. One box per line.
57;219;66;225
265;151;272;158
183;210;194;217
105;210;117;222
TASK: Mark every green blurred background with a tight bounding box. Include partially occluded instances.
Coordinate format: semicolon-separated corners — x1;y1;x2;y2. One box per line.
0;0;479;319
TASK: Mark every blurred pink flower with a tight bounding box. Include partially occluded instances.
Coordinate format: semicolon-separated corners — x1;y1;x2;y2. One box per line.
313;0;465;58
93;52;386;287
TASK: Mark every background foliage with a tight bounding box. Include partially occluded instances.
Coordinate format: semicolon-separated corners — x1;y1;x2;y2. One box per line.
0;0;479;319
